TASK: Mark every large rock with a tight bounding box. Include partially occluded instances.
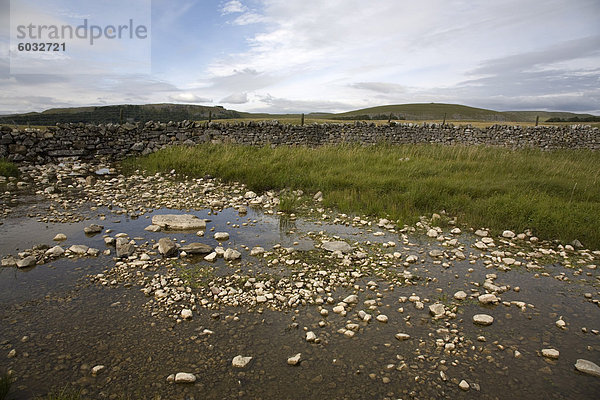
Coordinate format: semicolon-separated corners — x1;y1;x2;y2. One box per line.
116;238;136;258
575;359;600;377
84;224;104;234
45;246;65;257
158;238;178;257
68;245;89;255
223;248;241;261
151;214;206;230
429;303;446;317
322;241;353;253
16;256;37;268
180;243;213;254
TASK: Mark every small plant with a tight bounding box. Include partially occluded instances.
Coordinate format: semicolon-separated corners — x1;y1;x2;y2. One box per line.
36;387;82;400
278;193;300;213
0;370;13;400
0;159;18;178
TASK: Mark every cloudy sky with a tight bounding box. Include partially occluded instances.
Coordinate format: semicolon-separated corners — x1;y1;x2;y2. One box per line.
1;0;599;114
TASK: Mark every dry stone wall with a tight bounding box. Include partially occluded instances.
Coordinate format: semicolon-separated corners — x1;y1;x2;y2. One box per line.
1;120;598;163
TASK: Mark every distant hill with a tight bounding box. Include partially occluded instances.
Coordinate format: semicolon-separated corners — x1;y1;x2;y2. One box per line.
313;103;599;122
0;104;241;125
1;102;597;126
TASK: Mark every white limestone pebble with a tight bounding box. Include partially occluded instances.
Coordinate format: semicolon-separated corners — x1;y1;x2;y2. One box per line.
287;353;302;366
459;380;470;391
541;348;559;359
174;372;197;383
473;314;494;326
232;355;253;368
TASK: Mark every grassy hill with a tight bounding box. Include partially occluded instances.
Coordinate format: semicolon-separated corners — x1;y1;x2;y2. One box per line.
1;102;597;126
318;103;598;122
0;104;241;125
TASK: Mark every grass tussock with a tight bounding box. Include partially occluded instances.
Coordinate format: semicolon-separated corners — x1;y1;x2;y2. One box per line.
0;159;18;177
122;144;600;248
0;371;12;400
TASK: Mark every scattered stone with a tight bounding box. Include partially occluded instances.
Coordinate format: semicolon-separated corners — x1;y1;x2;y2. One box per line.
306;331;316;342
7;349;16;358
502;230;516;238
429;303;446;317
16;256;37;268
541;348;559;359
475;229;488;237
473;314;494;326
574;359;600;378
287;353;302;366
232;355;253;368
174;372;197;383
214;232;230;241
152;214;206;230
478;294;499;305
343;294;358;304
53;233;67;241
223;248;241;261
376;314;388;323
180;243;213;254
68;245;89;255
116;238;135;258
556;319;566;329
454;290;467;300
250;246;265;256
181;309;193;320
395;333;410;341
204;252;217;262
84;224;103;234
91;365;105;375
158;238;178;257
459;380;470;391
45;246;65;257
144;224;162;232
322;241;353;253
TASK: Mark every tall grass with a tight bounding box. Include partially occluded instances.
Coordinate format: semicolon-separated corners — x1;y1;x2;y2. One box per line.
121;144;600;248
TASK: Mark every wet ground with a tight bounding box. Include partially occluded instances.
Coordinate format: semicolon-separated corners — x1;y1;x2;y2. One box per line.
1;163;599;400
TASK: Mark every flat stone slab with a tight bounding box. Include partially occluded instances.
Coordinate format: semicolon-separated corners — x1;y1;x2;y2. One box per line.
151;214;206;230
322;241;353;253
180;243;213;254
575;359;600;377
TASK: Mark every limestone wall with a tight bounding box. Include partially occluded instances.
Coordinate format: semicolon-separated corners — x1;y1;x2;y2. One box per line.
1;121;598;163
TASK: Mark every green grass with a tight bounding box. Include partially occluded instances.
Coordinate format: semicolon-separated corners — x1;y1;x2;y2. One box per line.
36;387;82;400
0;371;12;400
121;144;600;249
0;159;18;177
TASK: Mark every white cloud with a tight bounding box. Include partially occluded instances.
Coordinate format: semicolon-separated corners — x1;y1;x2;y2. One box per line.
221;0;246;14
220;92;248;104
168;93;212;103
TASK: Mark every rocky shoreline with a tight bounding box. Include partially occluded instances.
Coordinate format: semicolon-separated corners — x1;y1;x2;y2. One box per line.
1;161;600;399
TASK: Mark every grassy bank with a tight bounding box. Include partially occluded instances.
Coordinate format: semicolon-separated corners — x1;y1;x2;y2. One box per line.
0;158;18;177
121;144;600;248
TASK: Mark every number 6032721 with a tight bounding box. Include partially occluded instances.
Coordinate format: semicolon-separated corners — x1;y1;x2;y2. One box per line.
17;42;66;51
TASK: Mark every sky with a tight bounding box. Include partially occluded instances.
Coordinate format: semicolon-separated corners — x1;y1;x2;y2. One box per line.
0;0;599;115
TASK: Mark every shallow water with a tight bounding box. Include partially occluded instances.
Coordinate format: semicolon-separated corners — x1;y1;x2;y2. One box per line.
1;197;599;399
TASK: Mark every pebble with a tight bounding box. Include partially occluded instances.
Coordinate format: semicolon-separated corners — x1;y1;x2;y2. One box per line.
453;290;467;300
459;380;470;390
541;348;559;359
376;314;388;323
473;314;494;326
53;233;67;241
174;372;197;383
478;294;498;304
181;309;193;320
287;353;302;366
214;232;230;241
223;248;241;261
306;331;316;342
232;355;253;368
91;365;105;375
395;333;410;341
